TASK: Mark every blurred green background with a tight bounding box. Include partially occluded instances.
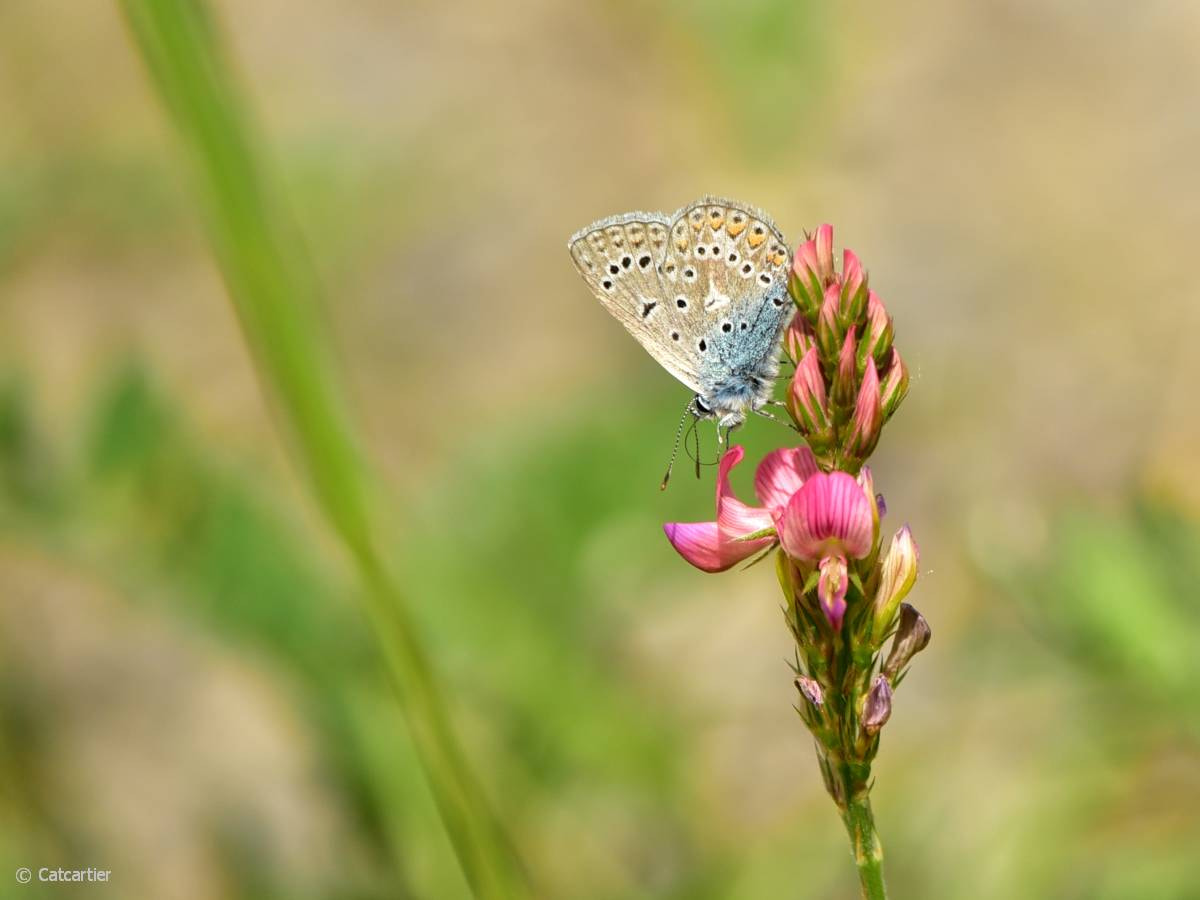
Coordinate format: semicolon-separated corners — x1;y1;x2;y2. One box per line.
2;1;1199;898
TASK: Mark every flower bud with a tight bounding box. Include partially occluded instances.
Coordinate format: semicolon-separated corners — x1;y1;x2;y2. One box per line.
814;223;835;283
871;525;919;642
790;226;833;319
882;603;931;680
832;327;859;409
880;348;909;422
857;292;894;371
784;316;817;364
816;285;843;361
795;675;824;708
843;358;882;460
862;674;892;736
839;249;868;325
787;347;832;435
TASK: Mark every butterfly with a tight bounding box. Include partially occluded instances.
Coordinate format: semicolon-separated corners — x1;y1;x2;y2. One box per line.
568;196;795;440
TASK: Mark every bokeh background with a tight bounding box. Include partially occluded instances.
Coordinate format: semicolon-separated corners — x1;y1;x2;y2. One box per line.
3;1;1199;897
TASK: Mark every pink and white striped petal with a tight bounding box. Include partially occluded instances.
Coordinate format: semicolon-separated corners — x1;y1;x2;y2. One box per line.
777;472;876;562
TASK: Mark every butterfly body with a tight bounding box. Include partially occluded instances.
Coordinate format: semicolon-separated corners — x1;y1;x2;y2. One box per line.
568;196;794;431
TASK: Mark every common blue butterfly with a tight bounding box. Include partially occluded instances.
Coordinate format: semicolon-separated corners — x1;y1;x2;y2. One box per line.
568;196;795;438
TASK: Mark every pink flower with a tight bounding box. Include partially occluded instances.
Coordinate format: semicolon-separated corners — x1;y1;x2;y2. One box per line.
663;445;818;573
776;471;876;561
664;444;877;630
776;471;877;629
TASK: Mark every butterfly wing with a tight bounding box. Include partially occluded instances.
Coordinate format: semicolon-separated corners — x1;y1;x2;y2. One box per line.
568;212;703;392
660;197;793;393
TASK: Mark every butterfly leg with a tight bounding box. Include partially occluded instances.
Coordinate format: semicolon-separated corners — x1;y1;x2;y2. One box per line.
753;407;801;432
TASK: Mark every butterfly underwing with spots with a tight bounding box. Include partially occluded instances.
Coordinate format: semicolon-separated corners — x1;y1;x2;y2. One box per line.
568;196;795;433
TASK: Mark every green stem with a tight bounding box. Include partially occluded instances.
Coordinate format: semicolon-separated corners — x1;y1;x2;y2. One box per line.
117;1;531;895
841;792;888;900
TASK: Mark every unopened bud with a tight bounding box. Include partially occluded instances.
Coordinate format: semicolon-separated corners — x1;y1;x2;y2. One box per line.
862;675;892;736
839;249;868;325
795;675;824;708
814;224;835;283
880;348;909;421
871;525;919;642
832;327;859;409
857;291;894;370
816;285;842;360
784;316;818;364
790;225;834;318
843;358;882;460
787;347;832;435
882;603;931;680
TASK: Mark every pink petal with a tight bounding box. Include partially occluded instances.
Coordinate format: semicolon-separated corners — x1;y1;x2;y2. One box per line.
663;446;774;573
754;446;820;510
663;522;732;573
716;446;774;536
777;472;875;561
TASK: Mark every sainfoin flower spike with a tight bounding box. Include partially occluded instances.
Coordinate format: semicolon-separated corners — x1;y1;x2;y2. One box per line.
659;224;926;898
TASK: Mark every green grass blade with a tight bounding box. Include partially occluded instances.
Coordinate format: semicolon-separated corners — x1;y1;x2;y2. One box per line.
117;1;531;895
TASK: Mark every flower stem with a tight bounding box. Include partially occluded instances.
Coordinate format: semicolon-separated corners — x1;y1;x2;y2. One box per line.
841;792;888;900
118;2;532;895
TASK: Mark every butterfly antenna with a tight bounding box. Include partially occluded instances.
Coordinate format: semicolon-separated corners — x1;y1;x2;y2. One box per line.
660;400;697;491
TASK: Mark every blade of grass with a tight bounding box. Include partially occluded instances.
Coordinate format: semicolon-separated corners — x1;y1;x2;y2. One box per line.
117;2;531;896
